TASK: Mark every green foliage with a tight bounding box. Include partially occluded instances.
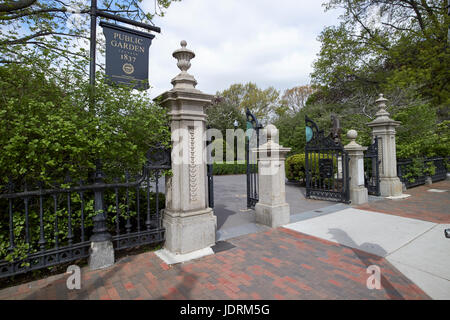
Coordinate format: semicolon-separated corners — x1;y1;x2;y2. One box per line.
394;104;450;158
207;82;281;129
212;162;248;175
311;0;449;119
286;154;306;181
0;62;170;184
285;153;333;184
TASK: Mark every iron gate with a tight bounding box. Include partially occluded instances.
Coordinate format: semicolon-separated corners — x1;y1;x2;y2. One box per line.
246;108;262;209
305;115;350;203
364;137;381;196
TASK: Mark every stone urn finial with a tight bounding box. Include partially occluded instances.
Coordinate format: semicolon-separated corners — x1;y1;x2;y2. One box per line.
171;40;198;90
374;93;390;119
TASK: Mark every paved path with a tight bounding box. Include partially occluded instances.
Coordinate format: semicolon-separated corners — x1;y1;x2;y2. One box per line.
213;175;338;240
0;227;428;300
0;179;448;300
357;180;450;223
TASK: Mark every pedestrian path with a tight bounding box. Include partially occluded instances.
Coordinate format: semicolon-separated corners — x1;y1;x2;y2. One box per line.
0;181;447;300
0;226;428;300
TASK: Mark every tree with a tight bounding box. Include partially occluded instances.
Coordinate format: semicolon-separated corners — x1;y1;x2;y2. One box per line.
280;85;317;115
207;83;281;130
311;0;449;118
0;0;180;68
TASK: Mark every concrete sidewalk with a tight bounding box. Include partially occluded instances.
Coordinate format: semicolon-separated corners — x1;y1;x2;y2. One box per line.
285;180;450;299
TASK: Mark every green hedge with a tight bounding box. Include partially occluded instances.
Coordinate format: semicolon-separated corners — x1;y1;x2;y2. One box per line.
286;153;336;184
212;162;252;175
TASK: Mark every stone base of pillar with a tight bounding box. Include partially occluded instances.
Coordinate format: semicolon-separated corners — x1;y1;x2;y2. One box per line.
380;177;403;197
162;208;216;255
88;240;114;270
349;186;368;205
255;202;290;228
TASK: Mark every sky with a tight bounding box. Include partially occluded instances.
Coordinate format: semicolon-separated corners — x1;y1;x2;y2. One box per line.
140;0;343;99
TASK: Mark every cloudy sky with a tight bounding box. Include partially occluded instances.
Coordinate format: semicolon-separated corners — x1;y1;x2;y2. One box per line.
140;0;343;99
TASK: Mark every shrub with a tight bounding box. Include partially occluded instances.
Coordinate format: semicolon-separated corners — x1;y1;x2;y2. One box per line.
212;162;248;175
286;153;338;184
286;154;306;182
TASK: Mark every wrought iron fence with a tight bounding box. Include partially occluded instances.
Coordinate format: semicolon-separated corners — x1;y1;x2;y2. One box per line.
397;157;448;189
0;147;170;278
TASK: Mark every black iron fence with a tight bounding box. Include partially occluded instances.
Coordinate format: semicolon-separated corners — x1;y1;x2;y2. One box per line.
0;147;170;278
397;157;448;189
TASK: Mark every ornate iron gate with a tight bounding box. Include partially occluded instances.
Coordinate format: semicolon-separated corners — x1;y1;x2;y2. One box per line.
305;115;350;203
364;137;381;196
246;108;262;209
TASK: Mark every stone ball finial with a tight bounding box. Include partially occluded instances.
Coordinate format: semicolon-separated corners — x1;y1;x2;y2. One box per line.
180;40;187;47
266;124;278;141
347;129;358;141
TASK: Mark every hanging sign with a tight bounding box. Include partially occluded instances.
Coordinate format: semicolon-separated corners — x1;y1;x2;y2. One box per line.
100;21;154;90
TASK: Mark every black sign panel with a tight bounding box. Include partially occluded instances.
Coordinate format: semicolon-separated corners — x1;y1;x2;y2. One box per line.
100;21;154;90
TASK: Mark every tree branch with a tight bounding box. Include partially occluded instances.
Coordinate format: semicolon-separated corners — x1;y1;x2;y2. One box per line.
2;31;53;45
0;0;36;13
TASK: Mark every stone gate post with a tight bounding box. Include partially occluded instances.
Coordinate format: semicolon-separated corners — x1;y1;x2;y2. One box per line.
154;41;216;258
344;130;368;205
254;124;291;228
367;94;403;197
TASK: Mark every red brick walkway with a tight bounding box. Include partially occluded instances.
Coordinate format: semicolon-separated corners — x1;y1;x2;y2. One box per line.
0;227;429;300
357;180;450;223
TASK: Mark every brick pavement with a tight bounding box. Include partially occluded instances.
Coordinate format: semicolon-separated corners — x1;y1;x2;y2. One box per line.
0;227;430;300
357;180;450;223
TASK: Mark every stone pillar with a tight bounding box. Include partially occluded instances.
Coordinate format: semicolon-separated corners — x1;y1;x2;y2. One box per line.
155;41;216;256
344;130;368;205
254;125;291;228
367;94;403;197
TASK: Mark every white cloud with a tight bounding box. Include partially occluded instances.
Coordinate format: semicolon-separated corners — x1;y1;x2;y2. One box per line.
140;0;342;98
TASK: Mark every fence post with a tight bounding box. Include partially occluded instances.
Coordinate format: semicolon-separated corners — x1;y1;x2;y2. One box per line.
344;130;368;205
367;94;403;197
154;41;216;259
254;124;291;228
88;160;114;270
